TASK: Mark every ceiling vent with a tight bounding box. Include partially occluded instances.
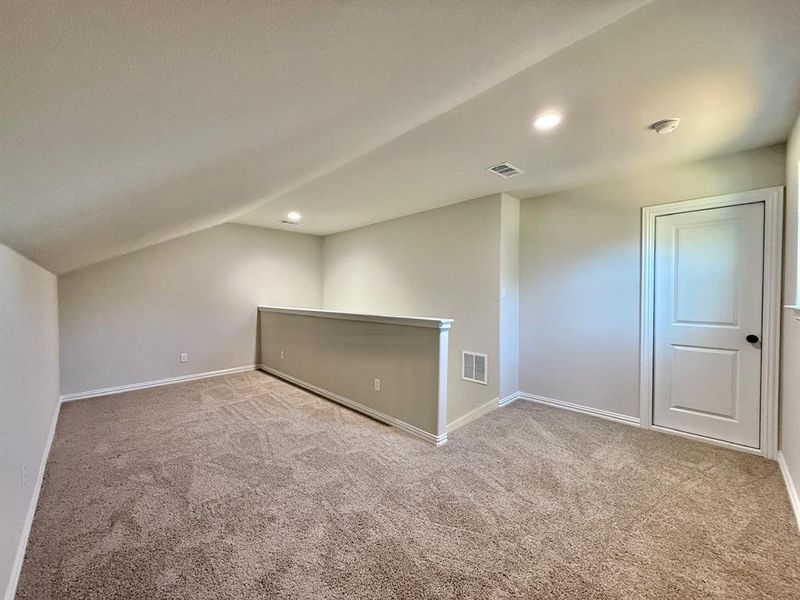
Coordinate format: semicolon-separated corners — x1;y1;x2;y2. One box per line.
486;162;524;179
462;351;488;385
279;220;300;225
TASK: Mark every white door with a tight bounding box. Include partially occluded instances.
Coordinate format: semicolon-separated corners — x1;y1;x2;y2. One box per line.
653;202;764;448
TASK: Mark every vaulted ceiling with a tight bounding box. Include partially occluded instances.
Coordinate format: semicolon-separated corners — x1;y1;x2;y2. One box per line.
2;1;799;273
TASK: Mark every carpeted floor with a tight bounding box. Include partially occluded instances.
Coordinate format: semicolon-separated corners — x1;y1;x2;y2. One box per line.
17;371;800;599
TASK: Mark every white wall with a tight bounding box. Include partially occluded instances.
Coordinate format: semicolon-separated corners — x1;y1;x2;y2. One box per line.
499;195;520;401
322;195;502;424
780;113;800;521
520;144;786;418
785;115;800;307
0;244;60;600
59;224;322;396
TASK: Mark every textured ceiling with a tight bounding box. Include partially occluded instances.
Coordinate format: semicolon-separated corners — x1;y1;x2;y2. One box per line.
235;0;800;235
1;0;646;273
4;1;799;273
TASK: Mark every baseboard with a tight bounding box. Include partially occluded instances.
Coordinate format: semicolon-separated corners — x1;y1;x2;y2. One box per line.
59;365;257;403
4;400;60;600
518;392;641;427
258;365;446;446
447;397;498;433
499;391;520;407
777;451;800;530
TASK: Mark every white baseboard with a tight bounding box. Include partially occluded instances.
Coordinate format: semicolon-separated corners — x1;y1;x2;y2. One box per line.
518;392;641;427
59;365;257;403
4;400;60;600
447;397;498;433
777;451;800;531
258;365;446;446
499;391;520;407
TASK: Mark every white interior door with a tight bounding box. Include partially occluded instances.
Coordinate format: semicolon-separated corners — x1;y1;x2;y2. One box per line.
653;202;764;448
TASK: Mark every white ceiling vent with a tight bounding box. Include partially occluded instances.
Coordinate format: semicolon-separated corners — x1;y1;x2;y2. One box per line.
486;162;524;179
462;351;488;385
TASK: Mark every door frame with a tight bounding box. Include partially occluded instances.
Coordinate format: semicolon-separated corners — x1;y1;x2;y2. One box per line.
639;187;783;459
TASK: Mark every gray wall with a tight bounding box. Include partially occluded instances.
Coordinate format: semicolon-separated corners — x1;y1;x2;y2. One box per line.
259;310;445;438
322;195;502;424
499;195;520;401
780;113;800;512
59;224;322;395
785;115;800;307
519;144;787;418
0;244;59;599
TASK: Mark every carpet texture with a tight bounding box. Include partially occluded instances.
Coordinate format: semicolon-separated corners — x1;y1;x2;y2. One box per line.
17;371;800;599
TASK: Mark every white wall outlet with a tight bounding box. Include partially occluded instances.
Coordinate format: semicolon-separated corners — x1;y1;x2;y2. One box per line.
21;463;28;488
280;350;285;360
179;353;188;363
374;377;381;391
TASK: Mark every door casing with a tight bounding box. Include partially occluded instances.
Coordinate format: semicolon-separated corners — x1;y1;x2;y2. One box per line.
640;187;783;458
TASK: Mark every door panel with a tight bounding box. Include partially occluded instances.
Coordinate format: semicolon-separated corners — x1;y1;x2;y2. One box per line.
668;345;737;420
653;203;763;448
673;221;738;325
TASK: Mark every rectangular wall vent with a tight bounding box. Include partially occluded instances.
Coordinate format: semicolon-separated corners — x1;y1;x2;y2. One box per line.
462;351;488;385
486;162;524;179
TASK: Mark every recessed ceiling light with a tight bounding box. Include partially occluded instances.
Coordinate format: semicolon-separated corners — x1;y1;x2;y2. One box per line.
533;112;562;131
280;211;302;225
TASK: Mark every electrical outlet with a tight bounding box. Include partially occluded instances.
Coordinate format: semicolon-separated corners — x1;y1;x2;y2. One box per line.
21;463;28;488
180;353;188;363
280;350;285;360
374;378;381;391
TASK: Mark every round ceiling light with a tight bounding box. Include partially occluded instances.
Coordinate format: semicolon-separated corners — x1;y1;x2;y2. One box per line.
533;112;563;131
280;211;302;225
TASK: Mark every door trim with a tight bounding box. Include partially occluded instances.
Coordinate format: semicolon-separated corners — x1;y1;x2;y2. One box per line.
639;187;783;459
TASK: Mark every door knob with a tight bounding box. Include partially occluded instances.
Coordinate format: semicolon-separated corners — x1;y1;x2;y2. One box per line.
746;334;759;344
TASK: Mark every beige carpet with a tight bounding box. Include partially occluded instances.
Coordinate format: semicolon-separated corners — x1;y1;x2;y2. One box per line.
17;371;800;599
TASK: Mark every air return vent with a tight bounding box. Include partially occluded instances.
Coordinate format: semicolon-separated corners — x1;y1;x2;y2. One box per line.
462;351;488;385
486;162;524;179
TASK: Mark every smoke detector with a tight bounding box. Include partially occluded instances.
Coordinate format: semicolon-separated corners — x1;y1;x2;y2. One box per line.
650;118;680;135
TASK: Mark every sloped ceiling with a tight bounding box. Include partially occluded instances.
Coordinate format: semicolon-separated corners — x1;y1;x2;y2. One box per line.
235;0;800;234
3;1;799;274
0;0;646;273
